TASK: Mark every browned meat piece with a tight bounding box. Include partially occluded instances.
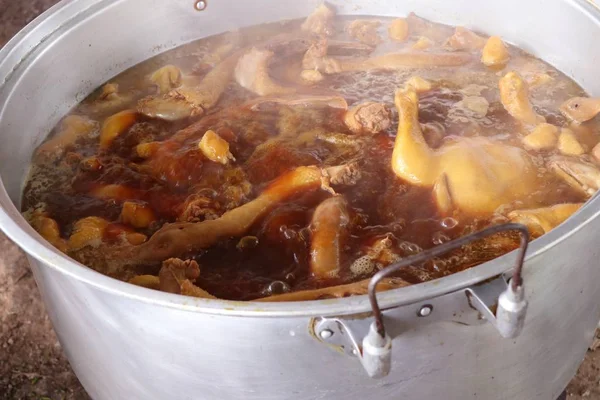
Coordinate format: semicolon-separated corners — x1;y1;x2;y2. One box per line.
112;166;333;266
159;258;200;293
149;65;183;94
481;36;510;67
388;18;409;42
235;48;296;96
347;20;382;46
245;139;322;184
158;258;216;299
138;50;242;121
77;83;138;118
445;27;487;50
559;97;600;124
323;163;361;186
198;130;235;165
178;194;220;223
344;102;391;134
309;196;351;278
140;141;207;188
302;39;341;73
99;110;138;149
34;115;98;162
499;71;545;125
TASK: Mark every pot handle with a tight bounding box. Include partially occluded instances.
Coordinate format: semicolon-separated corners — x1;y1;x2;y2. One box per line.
314;223;530;379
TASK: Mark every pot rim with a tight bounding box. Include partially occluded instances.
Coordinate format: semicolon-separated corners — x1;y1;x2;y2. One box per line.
1;0;600;318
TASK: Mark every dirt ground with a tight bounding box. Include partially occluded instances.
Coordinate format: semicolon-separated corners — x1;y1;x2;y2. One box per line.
0;1;599;399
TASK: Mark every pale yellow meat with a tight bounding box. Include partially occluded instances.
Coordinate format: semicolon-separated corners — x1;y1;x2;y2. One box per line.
99;110;137;149
309;196;350;279
344;102;391;134
508;203;583;237
522;123;558;151
481;36;510;67
234;48;295;96
499;71;545;125
446;27;486;50
388;18;409;42
391;88;541;217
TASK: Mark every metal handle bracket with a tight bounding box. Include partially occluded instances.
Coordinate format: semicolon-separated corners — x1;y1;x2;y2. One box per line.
313;223;530;379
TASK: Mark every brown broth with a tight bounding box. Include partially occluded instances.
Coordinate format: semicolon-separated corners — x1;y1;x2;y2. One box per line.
21;15;596;300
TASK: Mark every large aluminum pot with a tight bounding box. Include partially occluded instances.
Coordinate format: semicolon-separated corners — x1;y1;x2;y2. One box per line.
2;0;600;398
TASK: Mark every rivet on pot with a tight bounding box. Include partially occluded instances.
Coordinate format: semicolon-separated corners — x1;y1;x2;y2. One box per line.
418;304;433;317
319;329;334;339
194;0;207;11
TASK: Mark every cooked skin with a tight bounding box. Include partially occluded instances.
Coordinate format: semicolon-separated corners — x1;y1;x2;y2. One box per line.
388;18;409;42
508;203;583;237
405;76;433;93
301;4;335;36
559;97;600;124
198;130;235;165
522;123;559;151
128;259;218;298
150;65;183;94
302;39;341;73
344;102;391;134
99;110;138;149
446;27;486;50
35;116;97;162
550;156;600;197
79;83;136;117
98;83;119;100
303;38;472;73
322;162;361;186
391;88;541;216
527;72;554;88
593;143;600;163
347;20;382;46
256;277;410;302
138;50;242;121
113;166;336;266
68;216;110;251
481;36;510;67
412;37;434;50
158;258;200;293
31;215;68;253
300;69;324;84
120;201;156;229
557;128;586;156
499;71;545;125
309;196;351;278
235;48;296;96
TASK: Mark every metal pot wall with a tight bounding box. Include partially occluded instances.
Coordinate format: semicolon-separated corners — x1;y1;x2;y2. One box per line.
1;0;600;399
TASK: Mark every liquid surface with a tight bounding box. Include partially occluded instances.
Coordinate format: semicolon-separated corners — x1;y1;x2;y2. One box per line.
21;10;600;301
